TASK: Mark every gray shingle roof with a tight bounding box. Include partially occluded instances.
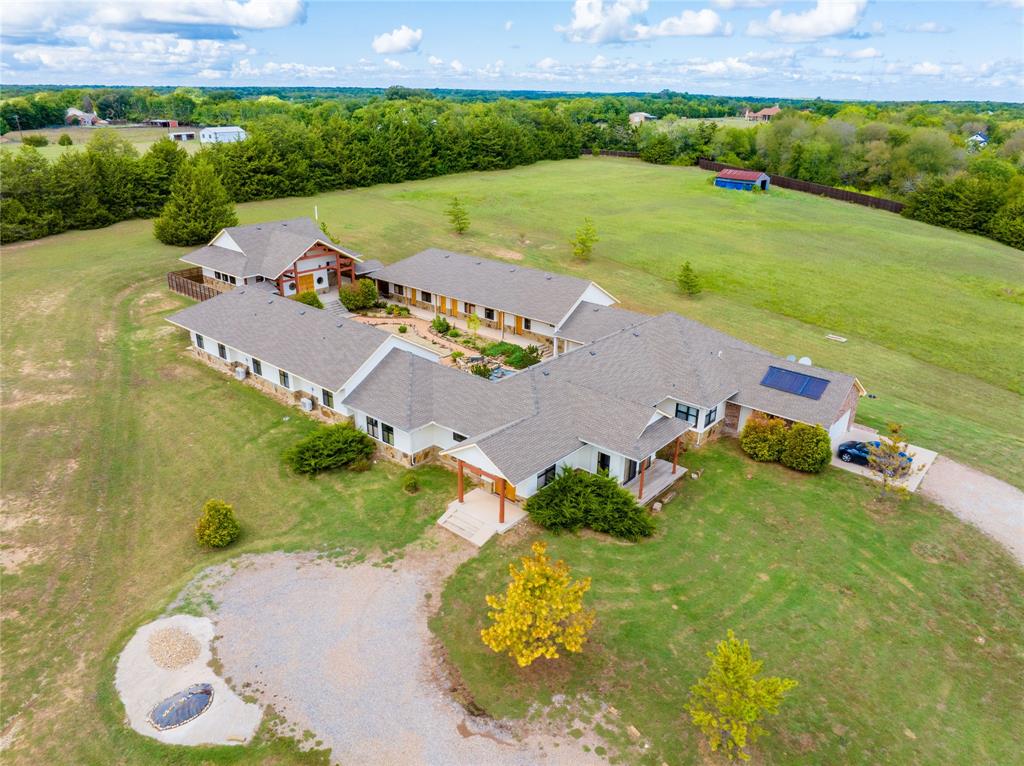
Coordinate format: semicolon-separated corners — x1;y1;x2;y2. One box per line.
371;249;607;325
166;288;390;390
555;302;648;343
179;218;357;280
354;259;384;276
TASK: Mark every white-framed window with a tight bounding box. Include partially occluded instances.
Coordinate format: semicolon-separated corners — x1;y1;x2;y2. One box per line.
252;358;263;376
675;403;699;426
279;370;290;388
322;389;334;409
217;343;227;360
195;333;205;349
484;308;495;321
704;405;719;428
366;416;379;439
523;317;532;331
537;464;557;489
381;423;395;446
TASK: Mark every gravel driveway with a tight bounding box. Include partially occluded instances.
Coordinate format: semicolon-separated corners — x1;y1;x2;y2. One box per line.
920;457;1024;566
204;541;606;765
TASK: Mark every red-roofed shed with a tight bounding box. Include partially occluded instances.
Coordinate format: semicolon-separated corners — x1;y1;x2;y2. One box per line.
715;168;771;191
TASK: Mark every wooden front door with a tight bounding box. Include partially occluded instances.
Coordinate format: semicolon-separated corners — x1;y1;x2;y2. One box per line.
514;315;523;334
298;274;314;293
448;299;457;317
439;295;447;314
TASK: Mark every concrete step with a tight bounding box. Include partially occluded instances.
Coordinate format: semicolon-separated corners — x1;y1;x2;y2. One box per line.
437;507;495;546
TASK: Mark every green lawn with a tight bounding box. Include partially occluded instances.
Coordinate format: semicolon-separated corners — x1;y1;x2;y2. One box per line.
433;443;1024;765
0;226;454;763
1;156;1021;764
1;125;201;159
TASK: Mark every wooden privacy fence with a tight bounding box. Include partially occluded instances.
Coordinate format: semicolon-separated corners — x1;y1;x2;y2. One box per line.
698;159;905;213
585;149;641;158
167;268;219;302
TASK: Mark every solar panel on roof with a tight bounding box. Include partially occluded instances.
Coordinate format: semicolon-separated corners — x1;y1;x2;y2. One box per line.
760;366;829;400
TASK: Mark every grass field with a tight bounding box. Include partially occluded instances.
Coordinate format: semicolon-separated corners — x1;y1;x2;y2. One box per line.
0;125;200;160
1;156;1021;763
433;443;1024;765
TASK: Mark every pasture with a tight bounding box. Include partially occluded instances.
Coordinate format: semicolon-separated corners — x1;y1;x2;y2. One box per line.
1;156;1021;764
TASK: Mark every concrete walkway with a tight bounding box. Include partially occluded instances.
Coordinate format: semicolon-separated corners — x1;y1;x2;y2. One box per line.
919;457;1024;566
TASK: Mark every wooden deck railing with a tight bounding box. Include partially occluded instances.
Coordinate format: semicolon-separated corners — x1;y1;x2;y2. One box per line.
167;268;219;302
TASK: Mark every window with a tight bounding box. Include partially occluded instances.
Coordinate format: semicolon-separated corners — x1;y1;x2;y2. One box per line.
484;308;495;321
228;275;237;285
316;276;324;285
392;284;403;296
452;432;467;443
366;416;379;439
464;303;475;315
381;423;394;446
675;403;699;426
537;464;557;489
704;405;719;428
195;333;205;350
523;317;532;331
420;291;432;303
217;343;227;360
214;271;222;280
252;358;262;376
279;370;290;388
255;275;265;283
597;452;611;473
322;389;334;409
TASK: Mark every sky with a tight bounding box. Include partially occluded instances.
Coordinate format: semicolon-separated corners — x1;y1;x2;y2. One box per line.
1;1;1022;101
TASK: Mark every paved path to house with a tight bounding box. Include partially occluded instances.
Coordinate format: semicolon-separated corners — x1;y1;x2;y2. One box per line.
199;538;606;766
919;457;1024;566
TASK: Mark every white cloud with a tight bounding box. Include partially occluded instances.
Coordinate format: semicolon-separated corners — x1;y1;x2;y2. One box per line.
428;55;444;66
911;61;942;75
688;56;766;75
747;0;868;41
711;0;775;7
537;57;560;70
91;1;307;31
816;46;882;59
557;0;729;44
504;20;514;31
371;24;422;54
902;21;951;33
232;58;336;78
383;58;404;70
849;46;882;59
450;59;465;73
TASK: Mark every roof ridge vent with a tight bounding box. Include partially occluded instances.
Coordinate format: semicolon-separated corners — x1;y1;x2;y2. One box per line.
632;331;640;337
444;253;450;258
589;350;597;356
267;299;274;304
542;370;550;376
336;322;344;327
545;274;552;280
298;309;306;315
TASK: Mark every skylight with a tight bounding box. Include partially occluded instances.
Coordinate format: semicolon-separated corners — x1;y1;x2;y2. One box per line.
760;366;829;400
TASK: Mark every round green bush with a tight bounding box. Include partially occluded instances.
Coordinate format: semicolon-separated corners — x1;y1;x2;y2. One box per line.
58;133;73;146
22;135;49;147
402;473;419;494
283;423;375;475
195;499;241;548
525;467;654;541
398;324;408;333
294;290;324;309
780;423;832;473
739;414;788;462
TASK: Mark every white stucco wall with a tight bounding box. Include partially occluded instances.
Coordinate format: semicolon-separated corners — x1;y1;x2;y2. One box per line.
351;410;412;453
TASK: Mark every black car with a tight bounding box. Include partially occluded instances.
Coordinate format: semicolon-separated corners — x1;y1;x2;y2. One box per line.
837;440;870;466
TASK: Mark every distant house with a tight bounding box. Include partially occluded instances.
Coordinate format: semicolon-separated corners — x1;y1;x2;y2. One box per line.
64;108;107;126
145;119;179;128
744;106;781;122
715;168;771;191
629;112;658;126
966;132;988;151
199;126;247;144
169;131;197;142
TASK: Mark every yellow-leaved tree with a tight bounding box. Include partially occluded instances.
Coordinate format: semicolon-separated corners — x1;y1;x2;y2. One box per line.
481;541;595;668
685;630;798;761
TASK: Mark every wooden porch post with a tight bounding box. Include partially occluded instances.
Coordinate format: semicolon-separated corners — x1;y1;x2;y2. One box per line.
457;460;465;503
638;459;646;500
672;437;681;474
498;479;506;524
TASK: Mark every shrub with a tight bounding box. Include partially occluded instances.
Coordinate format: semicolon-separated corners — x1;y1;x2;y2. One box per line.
431;315;451;334
739;414;788;462
447;328;460;338
283;423;375;475
22;135;48;147
570;217;599;261
338;278;378;311
446;196;470;234
402;473;419;494
349;457;372;472
526;467;655;541
676;261;702;296
780;423;832;473
505;345;541;369
398;324;408;333
450;350;464;361
482;341;518;358
294;290;324;309
194;499;241;548
470;363;491;378
57;133;73;146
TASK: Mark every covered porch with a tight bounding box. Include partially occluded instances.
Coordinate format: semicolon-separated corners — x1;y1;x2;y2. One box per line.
437;488;528;547
624;457;684;505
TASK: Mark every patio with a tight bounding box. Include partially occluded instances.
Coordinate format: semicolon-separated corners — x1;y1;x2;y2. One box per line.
624;458;685;505
437;488;528;547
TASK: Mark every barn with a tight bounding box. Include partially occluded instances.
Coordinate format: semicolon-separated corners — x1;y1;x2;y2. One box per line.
714;168;771;191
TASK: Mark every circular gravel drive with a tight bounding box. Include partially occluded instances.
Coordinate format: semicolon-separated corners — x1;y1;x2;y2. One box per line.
208;546;604;765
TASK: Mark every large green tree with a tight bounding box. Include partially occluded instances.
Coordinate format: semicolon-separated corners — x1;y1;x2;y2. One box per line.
153;156;237;246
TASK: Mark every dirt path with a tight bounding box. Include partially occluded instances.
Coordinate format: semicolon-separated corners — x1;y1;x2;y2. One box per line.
920;456;1024;566
197;532;608;765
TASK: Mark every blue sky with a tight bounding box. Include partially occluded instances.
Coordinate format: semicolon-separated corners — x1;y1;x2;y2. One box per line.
1;1;1021;100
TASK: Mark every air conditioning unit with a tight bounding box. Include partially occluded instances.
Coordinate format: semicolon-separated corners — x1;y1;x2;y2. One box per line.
233;366;247;381
300;397;314;412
